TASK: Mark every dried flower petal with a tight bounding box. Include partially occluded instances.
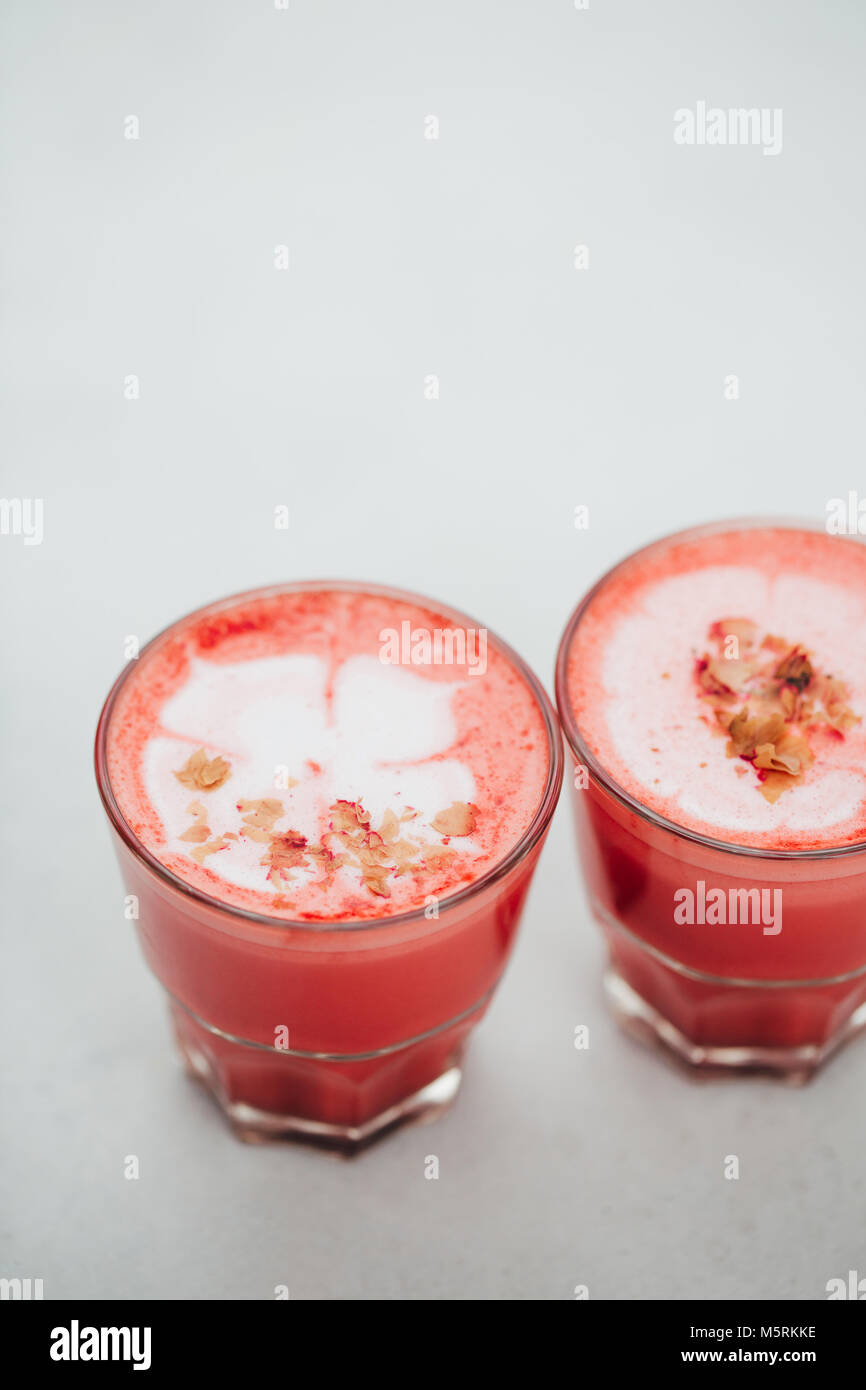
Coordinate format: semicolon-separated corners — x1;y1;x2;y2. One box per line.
179;823;211;843
726;709;786;759
431;802;477;837
758;773;790;804
174;748;231;792
774;647;813;690
422;846;458;869
190;836;228;864
362;868;391;898
238;798;284;828
696;619;857;805
754;742;801;775
262;830;308;884
179;799;211;842
179;780;478;900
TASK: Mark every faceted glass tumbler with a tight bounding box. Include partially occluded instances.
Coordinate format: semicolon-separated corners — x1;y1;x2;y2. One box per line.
555;524;866;1080
95;581;563;1149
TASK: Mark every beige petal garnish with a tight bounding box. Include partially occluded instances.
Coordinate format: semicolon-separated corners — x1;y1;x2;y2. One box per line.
361;866;392;898
774;647;813;690
239;798;284;828
179;799;211;842
190;836;228;864
306;843;343;887
174;748;231;792
389;839;420;875
179;824;211;844
239;798;284;842
758;772;791;804
358;843;390;870
754;742;801;775
697;621;854;804
178;787;475;902
700;657;754;696
261;830;308;885
780;686;798;719
698;659;739;697
422;846;458;870
330;800;371;836
431;802;477;837
726;710;786;759
816;677;861;733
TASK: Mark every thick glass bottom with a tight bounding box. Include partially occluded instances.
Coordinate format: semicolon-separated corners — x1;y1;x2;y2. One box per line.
592;898;866;1079
170;997;474;1151
604;968;866;1080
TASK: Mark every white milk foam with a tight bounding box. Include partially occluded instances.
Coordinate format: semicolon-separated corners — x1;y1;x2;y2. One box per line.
146;653;477;894
594;564;866;839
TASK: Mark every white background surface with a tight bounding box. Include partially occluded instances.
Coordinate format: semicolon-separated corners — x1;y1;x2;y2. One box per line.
2;0;865;1300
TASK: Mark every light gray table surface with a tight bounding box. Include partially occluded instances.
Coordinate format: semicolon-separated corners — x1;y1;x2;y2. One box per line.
2;0;864;1300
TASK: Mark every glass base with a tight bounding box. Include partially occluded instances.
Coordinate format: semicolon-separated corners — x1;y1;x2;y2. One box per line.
604;969;866;1081
172;1003;467;1152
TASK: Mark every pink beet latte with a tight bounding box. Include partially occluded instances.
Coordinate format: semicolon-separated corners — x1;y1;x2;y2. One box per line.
96;582;562;1146
556;522;866;1075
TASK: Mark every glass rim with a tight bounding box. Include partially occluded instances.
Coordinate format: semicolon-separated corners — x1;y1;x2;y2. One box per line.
95;577;564;933
554;515;866;863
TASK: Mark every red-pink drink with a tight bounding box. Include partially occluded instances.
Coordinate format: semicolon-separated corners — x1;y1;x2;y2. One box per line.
556;521;866;1075
96;582;562;1146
